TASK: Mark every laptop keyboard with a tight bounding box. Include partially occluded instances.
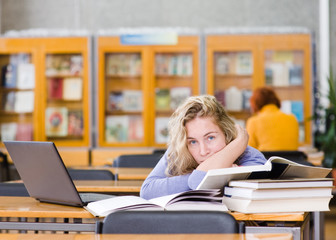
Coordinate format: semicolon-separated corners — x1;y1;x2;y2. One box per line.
79;193;115;204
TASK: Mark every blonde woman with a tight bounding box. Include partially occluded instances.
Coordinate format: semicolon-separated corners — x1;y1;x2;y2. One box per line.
140;95;266;199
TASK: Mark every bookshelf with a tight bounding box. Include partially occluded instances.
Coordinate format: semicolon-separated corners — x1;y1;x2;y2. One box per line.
206;33;312;145
38;37;91;147
0;37;90;148
0;38;40;146
97;35;200;147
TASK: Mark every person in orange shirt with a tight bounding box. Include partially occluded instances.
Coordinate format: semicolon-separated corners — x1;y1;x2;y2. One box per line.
246;87;299;151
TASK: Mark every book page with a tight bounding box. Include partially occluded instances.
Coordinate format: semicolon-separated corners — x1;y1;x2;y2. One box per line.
86;196;162;217
165;201;228;211
62;78;82;100
267;156;331;179
149;189;221;207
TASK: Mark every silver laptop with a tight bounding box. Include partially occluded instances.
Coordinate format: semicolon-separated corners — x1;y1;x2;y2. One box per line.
4;141;113;207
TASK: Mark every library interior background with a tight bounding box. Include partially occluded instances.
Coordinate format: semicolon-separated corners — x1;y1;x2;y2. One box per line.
0;0;336;239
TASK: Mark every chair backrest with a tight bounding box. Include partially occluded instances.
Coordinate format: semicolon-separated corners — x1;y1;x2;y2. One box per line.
96;210;243;234
67;169;115;180
261;151;313;166
152;149;166;156
0;183;29;196
112;154;161;168
0;151;10;181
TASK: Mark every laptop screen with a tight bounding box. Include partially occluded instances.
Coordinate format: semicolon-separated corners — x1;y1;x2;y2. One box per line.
4;141;84;207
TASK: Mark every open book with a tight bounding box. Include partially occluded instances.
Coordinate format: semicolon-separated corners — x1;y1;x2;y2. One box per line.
85;189;227;217
196;156;332;190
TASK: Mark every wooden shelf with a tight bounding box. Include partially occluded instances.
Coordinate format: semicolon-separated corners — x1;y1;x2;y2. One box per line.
207;33;312;145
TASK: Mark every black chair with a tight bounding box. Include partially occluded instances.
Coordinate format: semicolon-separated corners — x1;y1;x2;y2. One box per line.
0;182;29;196
261;150;314;166
0;151;10;181
96;210;244;234
67;169;115;180
152;149;166;156
112;154;161;168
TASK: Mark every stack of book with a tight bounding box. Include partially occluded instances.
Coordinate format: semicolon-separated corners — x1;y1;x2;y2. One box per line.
195;156;333;213
222;178;334;213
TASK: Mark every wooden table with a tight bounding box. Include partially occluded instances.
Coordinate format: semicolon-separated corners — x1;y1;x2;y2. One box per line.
7;179;144;194
0;233;293;240
74;180;143;194
0;196;94;232
232;212;310;240
0;196;309;238
71;167;152;180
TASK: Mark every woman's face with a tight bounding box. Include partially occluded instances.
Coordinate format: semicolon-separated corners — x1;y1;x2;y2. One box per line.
185;116;227;164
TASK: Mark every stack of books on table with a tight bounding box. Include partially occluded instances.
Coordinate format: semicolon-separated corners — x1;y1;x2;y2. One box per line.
222;178;334;213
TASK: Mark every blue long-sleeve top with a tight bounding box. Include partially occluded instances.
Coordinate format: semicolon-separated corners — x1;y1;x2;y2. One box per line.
140;146;267;200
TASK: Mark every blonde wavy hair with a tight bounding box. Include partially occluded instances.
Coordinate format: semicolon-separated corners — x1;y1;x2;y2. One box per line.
166;95;237;176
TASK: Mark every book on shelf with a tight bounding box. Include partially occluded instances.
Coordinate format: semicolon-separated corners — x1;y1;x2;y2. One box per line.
280;100;292;115
9;53;31;65
289;65;303;85
170;87;191;110
122;90;143;112
107;91;123;111
15;123;33;141
45;107;68;137
45;55;59;76
2;91;16;112
169;55;178;75
1;64;17;88
265;68;273;85
196;156;331;190
45;55;71;76
225;86;243;111
128;115;143;142
155;54;169;75
291;100;304;122
215;53;230;75
14;91;34;113
105;115;129;142
129;54;142;76
235;52;253;75
105;54;119;75
214;90;226;107
265;62;289;87
155;88;171;111
69;55;83;75
155;117;170;144
16;63;35;89
281;100;304;123
85;189;226;217
1;121;33;142
1;122;17;141
48;78;63;100
62;77;82;101
67;110;84;137
242;89;252;110
177;54;193;76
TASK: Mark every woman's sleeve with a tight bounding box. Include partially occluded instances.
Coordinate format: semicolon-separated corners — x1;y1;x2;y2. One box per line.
140;152;207;200
237;146;267;166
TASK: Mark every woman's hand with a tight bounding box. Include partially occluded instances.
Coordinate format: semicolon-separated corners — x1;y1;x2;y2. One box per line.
234;124;249;150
